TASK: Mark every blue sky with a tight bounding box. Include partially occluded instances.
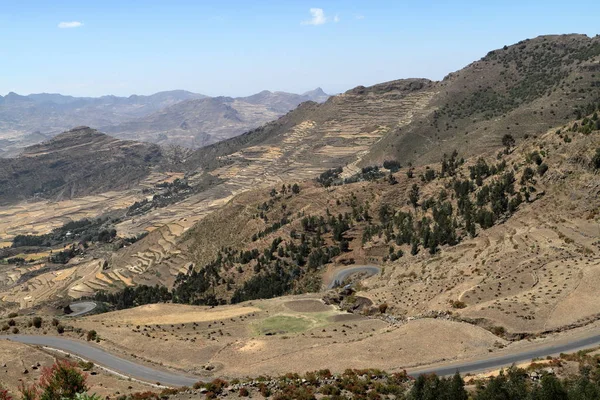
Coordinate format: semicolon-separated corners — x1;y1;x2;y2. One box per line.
1;0;599;97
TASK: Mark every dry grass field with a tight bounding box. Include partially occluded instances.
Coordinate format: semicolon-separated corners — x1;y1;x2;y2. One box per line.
58;294;503;379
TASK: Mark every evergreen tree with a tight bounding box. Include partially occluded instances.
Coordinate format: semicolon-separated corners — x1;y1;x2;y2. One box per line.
409;184;420;209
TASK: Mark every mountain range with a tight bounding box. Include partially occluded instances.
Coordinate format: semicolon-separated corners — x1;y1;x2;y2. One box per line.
0;33;599;394
0;87;329;156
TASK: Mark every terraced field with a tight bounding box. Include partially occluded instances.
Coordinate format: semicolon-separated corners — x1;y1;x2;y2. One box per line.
106;80;438;288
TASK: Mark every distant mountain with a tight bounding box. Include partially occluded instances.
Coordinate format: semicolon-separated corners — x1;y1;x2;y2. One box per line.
0;88;329;153
302;87;330;103
103;88;330;148
0;90;206;156
0;126;163;204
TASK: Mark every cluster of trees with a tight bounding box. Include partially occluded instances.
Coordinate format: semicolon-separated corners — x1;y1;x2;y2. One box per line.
231;262;298;303
317;165;395;187
570;115;600;135
12;217;117;248
48;246;81;265
94;284;172;310
252;216;290;241
364;153;538;256
316;167;343;187
129;178;196;216
574;100;600;120
343;166;386;184
99;200;357;308
383;160;402;172
409;367;600;400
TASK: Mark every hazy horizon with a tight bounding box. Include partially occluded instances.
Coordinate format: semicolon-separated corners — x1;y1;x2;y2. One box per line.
2;0;599;98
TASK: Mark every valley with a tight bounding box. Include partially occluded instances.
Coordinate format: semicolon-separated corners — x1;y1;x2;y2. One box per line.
1;33;600;399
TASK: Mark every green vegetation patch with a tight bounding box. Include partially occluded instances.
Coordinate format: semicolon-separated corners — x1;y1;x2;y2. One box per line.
253;315;314;335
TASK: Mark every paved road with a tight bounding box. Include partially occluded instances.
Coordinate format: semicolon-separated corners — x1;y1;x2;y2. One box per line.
67;302;97;317
4;335;199;387
327;265;381;289
408;332;600;376
7;331;600;387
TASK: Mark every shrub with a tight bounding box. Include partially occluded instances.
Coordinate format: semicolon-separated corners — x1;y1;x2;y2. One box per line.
32;317;43;329
238;388;249;397
11;327;19;334
159;388;180;397
52;318;59;327
378;303;389;314
537;163;548;176
7;312;18;318
450;300;467;309
204;379;228;395
593;148;600;170
0;384;12;400
18;383;38;400
491;326;506;336
8;319;16;327
74;394;101;400
129;391;159;400
77;361;94;371
57;325;65;334
37;361;88;400
86;330;97;342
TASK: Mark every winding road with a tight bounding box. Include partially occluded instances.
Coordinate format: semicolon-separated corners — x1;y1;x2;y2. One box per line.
326;265;381;289
67;302;97;317
408;332;600;376
8;330;600;386
4;335;199;387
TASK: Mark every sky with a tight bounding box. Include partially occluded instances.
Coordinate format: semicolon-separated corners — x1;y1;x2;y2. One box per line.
1;0;599;98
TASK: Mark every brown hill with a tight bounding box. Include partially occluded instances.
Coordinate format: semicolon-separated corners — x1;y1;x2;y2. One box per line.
365;34;600;165
180;34;600;174
173;108;599;334
0;126;163;204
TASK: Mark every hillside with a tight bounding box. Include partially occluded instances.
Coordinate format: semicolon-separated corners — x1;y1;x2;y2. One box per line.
365;34;600;165
99;103;600;337
176;35;600;173
0;126;163;204
103;89;330;148
183;78;433;173
1;34;599;322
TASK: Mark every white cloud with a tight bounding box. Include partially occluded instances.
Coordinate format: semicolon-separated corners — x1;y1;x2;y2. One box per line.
302;8;327;25
58;21;83;29
333;14;340;23
355;14;365;20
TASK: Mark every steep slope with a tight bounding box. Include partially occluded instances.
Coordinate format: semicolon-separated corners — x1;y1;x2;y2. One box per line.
106;79;434;285
184;79;433;173
160;105;598;334
103;89;330;148
365;34;600;165
0;126;163;204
